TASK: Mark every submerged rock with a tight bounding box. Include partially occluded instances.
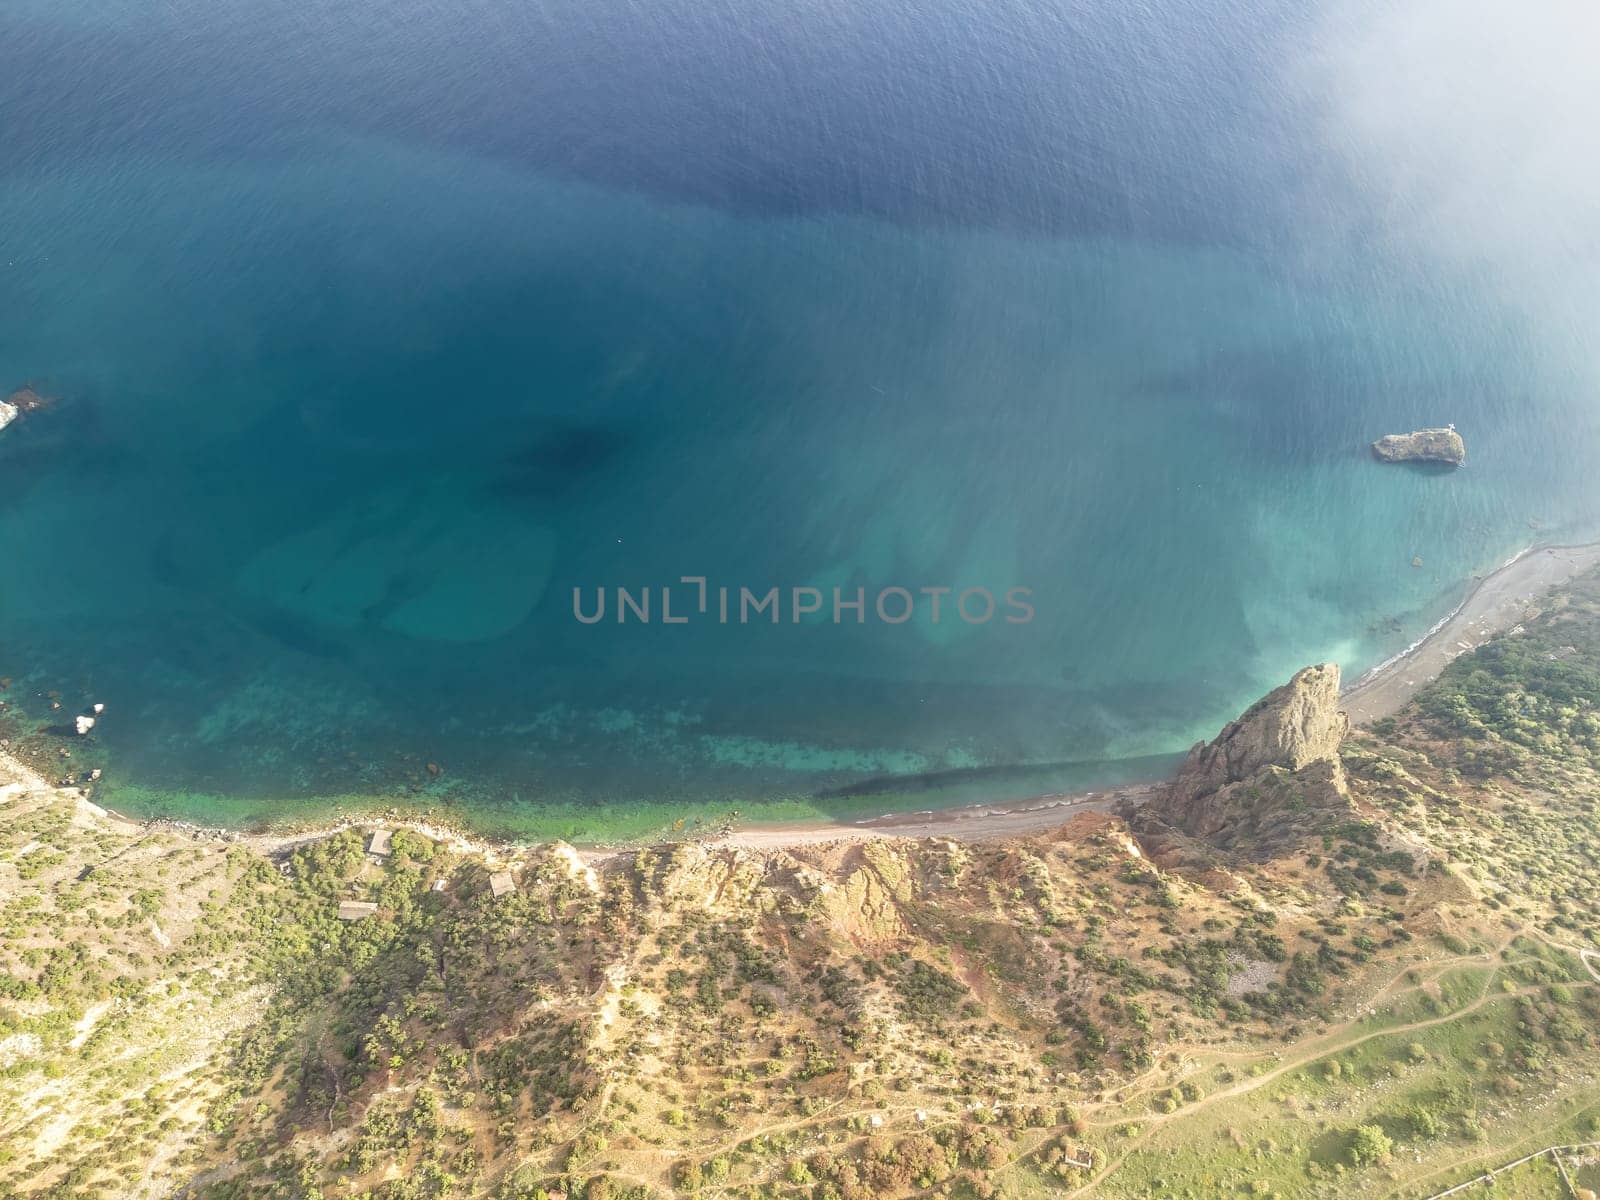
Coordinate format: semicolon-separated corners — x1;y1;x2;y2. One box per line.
1371;427;1466;465
0;387;52;437
7;387;50;414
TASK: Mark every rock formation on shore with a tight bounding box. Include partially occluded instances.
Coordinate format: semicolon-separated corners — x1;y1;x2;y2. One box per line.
0;399;16;435
1131;663;1355;854
1371;427;1466;465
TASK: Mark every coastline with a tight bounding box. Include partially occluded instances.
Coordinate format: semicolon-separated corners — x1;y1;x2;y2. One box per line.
711;780;1162;850
1339;541;1600;725
9;539;1599;858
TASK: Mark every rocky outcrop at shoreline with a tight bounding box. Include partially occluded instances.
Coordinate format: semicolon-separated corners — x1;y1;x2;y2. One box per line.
1131;663;1356;853
1371;427;1466;465
1174;663;1348;795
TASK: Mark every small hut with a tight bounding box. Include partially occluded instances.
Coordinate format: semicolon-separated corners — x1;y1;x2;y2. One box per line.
367;829;392;857
488;871;516;900
338;900;379;921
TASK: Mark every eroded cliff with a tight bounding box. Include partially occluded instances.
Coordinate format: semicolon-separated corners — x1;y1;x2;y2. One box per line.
1133;663;1355;852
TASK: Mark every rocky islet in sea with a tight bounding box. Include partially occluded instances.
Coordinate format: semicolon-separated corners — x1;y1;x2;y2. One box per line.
1370;426;1466;465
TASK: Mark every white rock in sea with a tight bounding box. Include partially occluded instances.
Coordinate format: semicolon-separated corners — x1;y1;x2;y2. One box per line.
0;400;17;434
74;715;95;736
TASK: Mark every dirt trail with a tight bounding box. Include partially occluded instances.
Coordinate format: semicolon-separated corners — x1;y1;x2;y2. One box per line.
1062;929;1567;1197
1063;985;1547;1198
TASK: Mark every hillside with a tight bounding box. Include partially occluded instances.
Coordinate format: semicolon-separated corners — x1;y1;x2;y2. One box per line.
4;576;1600;1198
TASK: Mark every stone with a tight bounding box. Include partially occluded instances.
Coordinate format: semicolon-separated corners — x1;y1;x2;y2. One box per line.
1172;664;1348;799
1134;664;1355;852
1370;427;1465;465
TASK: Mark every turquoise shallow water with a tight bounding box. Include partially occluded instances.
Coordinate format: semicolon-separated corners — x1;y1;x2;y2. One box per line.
2;0;1598;838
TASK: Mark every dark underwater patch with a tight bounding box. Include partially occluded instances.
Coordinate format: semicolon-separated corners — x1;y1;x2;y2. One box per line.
490;422;630;501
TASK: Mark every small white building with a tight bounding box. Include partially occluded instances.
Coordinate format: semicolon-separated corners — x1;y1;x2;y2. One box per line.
489;871;516;900
367;829;392;857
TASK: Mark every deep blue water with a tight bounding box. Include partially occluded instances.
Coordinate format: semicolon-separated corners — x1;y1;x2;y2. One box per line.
2;0;1597;835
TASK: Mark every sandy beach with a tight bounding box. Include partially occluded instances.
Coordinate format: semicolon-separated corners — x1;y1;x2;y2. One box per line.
1339;542;1600;725
714;782;1162;850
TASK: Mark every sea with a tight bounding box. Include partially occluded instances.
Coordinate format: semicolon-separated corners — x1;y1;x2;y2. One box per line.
2;0;1598;839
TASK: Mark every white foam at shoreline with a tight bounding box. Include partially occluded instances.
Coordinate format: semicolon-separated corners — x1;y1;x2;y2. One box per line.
1347;544;1535;691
